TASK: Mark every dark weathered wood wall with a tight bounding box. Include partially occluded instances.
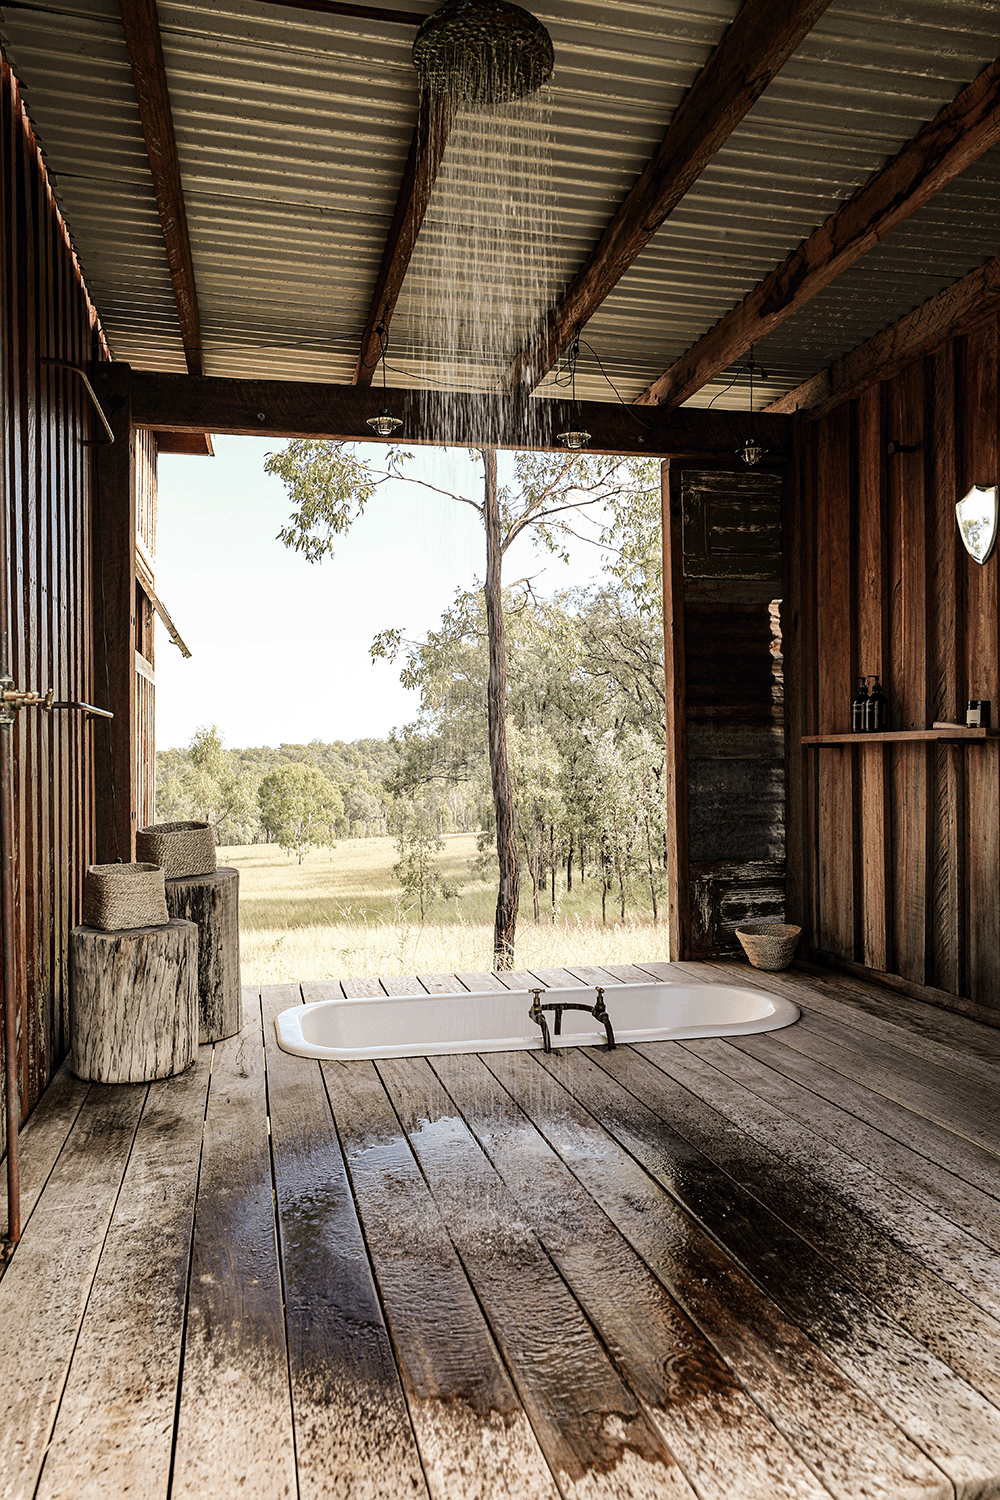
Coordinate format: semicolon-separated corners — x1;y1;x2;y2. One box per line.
788;324;1000;1012
663;463;786;959
1;58;105;1155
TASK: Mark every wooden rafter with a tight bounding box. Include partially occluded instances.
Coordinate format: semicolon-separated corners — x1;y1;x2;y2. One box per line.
119;0;204;377
354;91;456;387
637;56;1000;410
503;0;834;395
764;250;1000;419
128;368;791;457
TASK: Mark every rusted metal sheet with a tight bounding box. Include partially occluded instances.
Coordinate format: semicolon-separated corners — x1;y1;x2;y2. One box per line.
0;58;105;1165
2;0;999;406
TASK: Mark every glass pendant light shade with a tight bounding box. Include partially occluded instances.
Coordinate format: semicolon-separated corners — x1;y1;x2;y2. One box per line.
367;410;403;437
557;428;591;450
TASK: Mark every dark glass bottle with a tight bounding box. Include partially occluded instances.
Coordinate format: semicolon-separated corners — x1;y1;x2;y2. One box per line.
851;677;868;733
865;675;889;732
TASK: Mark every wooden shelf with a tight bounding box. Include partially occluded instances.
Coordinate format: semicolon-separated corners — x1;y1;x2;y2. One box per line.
802;728;997;745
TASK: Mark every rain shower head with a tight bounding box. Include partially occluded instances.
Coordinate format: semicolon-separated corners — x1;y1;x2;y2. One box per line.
413;0;554;106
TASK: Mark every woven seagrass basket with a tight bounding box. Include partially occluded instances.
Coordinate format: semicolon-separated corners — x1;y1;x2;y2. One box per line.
82;862;169;932
136;820;217;880
735;922;802;972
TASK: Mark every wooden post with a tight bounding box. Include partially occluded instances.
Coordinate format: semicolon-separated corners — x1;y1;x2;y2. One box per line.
165;867;242;1043
70;917;197;1082
662;460;690;960
92;360;136;863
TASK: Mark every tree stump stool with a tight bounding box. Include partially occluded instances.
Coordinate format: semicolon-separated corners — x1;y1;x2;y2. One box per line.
164;866;242;1043
70;918;198;1082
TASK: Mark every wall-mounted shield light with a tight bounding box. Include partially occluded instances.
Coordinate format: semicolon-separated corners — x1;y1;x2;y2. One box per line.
957;484;998;564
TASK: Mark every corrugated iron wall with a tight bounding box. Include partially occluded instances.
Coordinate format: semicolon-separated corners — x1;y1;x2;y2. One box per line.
788;321;1000;1013
1;56;104;1157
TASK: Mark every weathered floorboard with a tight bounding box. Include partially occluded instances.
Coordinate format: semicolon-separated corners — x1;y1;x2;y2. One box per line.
498;1047;953;1500
691;1031;1000;1252
4;961;1000;1500
378;1053;698;1500
0;1057;89;1242
172;992;296;1499
0;1083;149;1500
326;1058;559;1500
573;1042;1000;1493
260;985;426;1500
604;1040;1000;1405
34;1053;211;1500
733;1024;1000;1201
431;1049;830;1500
656;1038;1000;1317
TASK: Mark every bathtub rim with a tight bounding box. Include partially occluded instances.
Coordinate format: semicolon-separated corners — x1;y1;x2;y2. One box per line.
273;981;800;1062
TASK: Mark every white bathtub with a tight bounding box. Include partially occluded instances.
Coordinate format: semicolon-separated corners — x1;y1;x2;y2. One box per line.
273;980;799;1062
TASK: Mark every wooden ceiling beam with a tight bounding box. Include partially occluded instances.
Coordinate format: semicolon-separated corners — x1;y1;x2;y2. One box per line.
637;56;1000;410
353;91;455;387
503;0;834;395
119;0;204;377
128;368;791;458
764;250;1000;420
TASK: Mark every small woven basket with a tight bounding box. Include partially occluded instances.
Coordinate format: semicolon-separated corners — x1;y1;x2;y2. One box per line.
82;862;169;932
736;922;802;972
136;821;217;880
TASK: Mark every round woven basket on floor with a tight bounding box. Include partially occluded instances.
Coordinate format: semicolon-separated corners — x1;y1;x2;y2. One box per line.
136;820;217;879
82;862;169;932
736;922;802;971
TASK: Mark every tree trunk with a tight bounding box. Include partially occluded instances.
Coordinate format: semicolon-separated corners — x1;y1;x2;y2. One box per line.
483;448;520;967
566;831;573;892
164;867;243;1043
550;823;556;916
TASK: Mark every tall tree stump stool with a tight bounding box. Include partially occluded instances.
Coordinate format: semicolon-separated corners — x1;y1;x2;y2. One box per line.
70;918;198;1082
164;866;242;1043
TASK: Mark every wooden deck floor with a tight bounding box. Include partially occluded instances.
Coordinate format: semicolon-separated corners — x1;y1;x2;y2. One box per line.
3;958;1000;1500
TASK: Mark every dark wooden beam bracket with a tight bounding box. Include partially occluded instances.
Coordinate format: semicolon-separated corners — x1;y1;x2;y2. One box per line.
638;55;1000;411
766;247;1000;417
504;0;834;394
119;0;205;377
129;367;792;457
354;90;456;387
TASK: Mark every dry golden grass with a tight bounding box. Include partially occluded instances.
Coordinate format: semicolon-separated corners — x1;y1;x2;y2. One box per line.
220;838;667;984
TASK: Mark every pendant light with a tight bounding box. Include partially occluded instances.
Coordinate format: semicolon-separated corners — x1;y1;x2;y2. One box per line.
737;344;767;467
366;320;403;438
556;328;590;449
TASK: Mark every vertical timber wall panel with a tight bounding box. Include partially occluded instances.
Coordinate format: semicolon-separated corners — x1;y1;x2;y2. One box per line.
679;469;785;957
134;428;156;831
1;58;104;1158
792;317;1000;1013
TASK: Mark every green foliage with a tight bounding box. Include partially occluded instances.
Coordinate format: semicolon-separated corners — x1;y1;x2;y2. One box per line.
257;762;345;864
157;735;404;843
392;803;457;921
156;724;258;840
264;440;393;563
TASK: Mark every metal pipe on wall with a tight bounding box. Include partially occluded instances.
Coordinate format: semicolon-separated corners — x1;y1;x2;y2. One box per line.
0;723;18;1245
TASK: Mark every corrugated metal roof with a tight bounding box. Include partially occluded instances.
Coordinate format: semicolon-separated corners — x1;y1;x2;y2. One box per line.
1;0;998;406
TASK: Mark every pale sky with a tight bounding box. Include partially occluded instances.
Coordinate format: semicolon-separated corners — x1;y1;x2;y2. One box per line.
154;437;611;750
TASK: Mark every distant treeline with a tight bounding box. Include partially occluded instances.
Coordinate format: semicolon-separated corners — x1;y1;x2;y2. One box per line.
155;731;481;848
156;575;669;918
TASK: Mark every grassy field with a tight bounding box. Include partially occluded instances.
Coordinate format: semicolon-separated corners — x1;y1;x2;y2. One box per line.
220;835;668;984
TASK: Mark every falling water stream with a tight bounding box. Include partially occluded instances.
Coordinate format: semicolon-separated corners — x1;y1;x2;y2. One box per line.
393;4;559;450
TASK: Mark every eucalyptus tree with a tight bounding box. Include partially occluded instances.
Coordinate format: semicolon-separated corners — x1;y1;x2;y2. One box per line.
257;762;345;864
265;441;652;966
